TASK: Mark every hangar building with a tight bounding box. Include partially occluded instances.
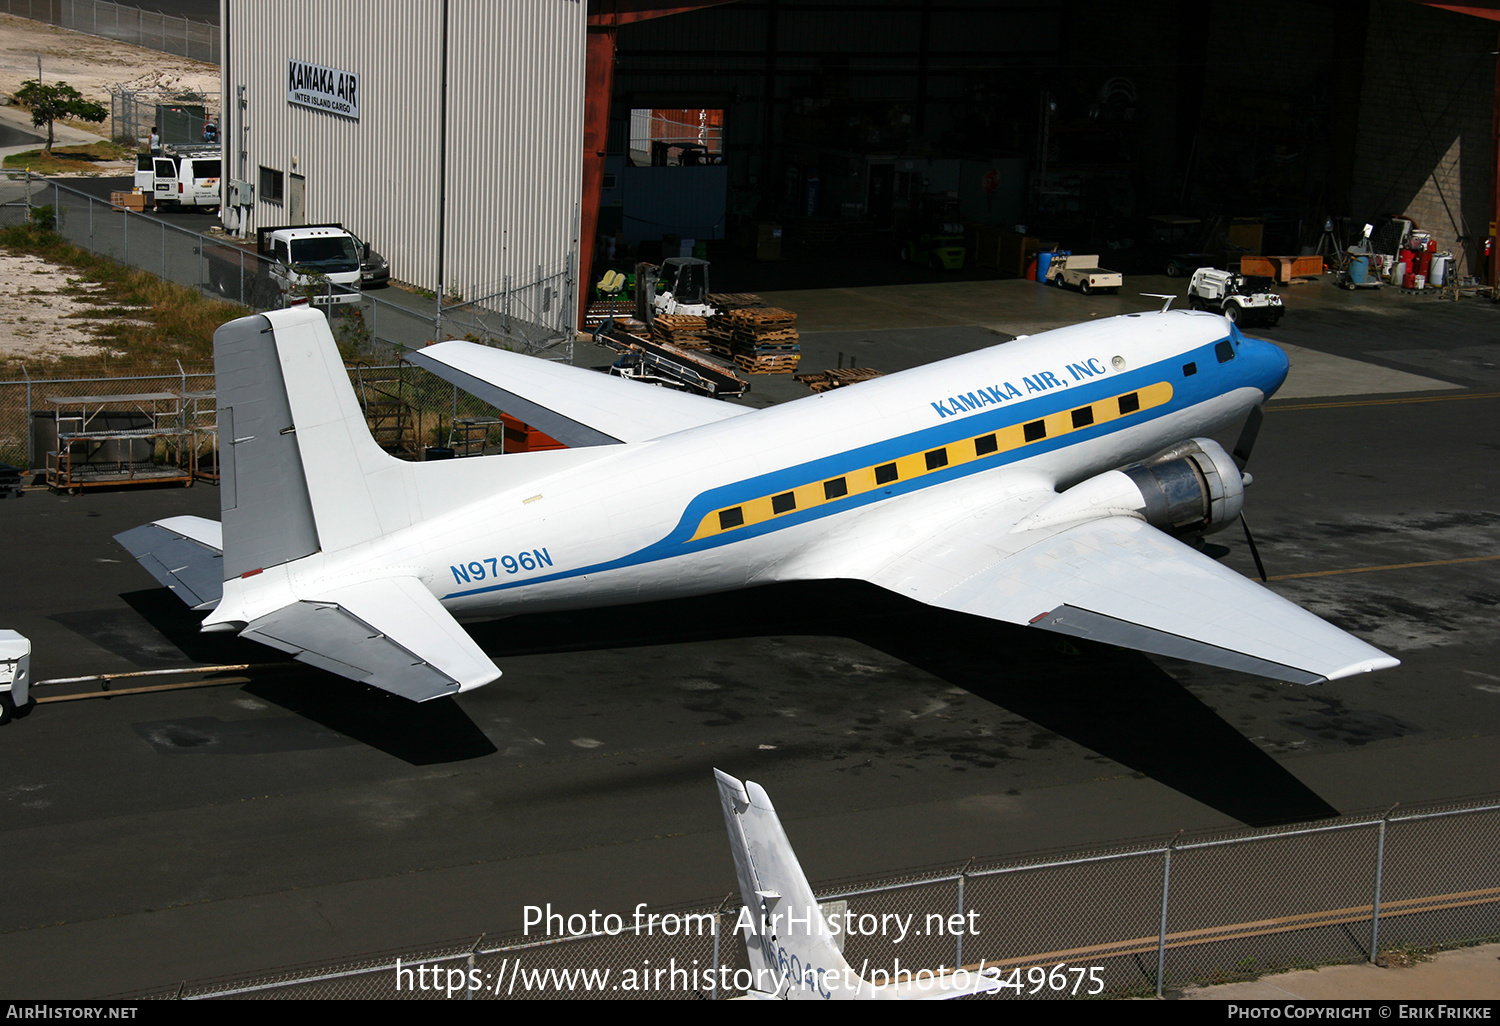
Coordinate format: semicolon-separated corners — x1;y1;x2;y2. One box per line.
219;0;1500;332
220;0;584;321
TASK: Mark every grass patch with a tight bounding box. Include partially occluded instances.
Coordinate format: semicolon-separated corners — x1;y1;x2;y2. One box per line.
2;141;133;176
0;221;244;376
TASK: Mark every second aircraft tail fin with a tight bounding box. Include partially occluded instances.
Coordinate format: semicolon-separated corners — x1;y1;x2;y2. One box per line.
715;769;1002;1000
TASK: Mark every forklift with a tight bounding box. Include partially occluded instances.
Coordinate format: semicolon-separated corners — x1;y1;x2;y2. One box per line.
636;256;716;325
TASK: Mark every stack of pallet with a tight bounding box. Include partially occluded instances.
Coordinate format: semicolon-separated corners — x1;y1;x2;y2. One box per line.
650;313;711;350
703;294;765;357
721;307;800;375
793;367;884;393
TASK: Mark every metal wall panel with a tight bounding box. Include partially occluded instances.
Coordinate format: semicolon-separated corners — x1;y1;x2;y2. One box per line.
224;0;583;318
224;1;441;294
444;0;584;305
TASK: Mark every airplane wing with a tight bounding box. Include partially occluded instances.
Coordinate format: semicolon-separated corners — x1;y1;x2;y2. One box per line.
792;485;1397;685
406;340;750;447
239;576;501;702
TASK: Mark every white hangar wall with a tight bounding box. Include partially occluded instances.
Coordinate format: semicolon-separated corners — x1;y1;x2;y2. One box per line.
222;0;583;313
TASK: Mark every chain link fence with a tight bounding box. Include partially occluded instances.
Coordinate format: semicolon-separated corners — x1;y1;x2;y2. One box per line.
2;173;576;362
122;796;1499;1000
0;359;519;471
108;85;215;150
0;0;218;63
434;260;578;362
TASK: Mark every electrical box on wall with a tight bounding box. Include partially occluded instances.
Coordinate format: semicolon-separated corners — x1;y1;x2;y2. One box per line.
230;180;254;205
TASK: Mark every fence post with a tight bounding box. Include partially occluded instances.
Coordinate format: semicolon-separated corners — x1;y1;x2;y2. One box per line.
464;934;484;1000
1156;832;1180;999
955;858;974;971
1371;803;1398;965
710;908;723;1000
23;365;33;472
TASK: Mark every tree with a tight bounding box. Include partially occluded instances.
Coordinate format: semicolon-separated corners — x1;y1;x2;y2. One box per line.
15;80;107;156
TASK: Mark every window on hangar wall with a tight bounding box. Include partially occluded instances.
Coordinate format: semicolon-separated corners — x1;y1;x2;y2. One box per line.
629;109;725;167
259;166;284;204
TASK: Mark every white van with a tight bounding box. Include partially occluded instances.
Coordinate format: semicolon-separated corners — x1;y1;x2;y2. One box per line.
133;146;221;211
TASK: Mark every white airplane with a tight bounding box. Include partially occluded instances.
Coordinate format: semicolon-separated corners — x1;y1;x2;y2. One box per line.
715;768;999;999
117;305;1397;702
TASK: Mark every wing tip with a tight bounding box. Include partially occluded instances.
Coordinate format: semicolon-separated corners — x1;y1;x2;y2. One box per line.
1323;655;1401;682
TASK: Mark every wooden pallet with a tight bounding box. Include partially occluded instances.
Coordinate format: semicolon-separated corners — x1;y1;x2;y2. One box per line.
733;340;800;356
723;307;797;329
794;367;885;393
732;327;799;347
699;328;734;356
734;352;801;375
707;293;766;311
652;313;712;349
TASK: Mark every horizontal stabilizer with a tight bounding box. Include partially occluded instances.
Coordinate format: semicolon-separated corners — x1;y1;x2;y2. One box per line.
240;577;500;702
408;340;750;446
114;516;225;610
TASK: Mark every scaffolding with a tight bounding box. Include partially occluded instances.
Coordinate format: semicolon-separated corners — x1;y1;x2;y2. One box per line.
44;391;206;492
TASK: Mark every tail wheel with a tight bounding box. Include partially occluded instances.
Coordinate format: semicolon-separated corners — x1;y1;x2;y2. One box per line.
1223;303;1240;323
1080;280;1093;295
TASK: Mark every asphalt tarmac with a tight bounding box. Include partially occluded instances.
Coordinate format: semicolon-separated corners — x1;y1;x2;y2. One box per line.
0;273;1497;998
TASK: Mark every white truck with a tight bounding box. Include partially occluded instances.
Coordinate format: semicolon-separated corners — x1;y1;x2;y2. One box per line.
1044;253;1122;294
133;145;222;211
201;223;363;309
1187;267;1283;325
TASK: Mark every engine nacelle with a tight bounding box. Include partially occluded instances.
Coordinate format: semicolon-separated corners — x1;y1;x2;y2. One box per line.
1016;438;1246;536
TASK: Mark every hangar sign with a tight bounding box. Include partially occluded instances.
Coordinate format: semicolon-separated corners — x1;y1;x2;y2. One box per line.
287;59;359;119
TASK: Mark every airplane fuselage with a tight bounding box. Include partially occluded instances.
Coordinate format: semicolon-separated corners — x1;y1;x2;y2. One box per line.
281;310;1287;625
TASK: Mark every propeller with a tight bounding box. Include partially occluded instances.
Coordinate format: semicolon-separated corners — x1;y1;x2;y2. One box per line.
1232;406;1269;582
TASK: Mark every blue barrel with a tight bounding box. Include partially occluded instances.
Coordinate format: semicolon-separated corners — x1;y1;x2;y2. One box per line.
1036;251;1054;281
1347;252;1369;285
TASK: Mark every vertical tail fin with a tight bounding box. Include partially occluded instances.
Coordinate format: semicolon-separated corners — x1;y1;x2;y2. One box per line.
215;308;418;575
715;769;1002;1000
715;769;862;999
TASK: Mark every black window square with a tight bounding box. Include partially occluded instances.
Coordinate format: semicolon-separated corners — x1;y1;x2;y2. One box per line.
875;462;899;484
718;507;745;530
824;477;848;499
772;491;796;514
1183;362;1197;376
1023;420;1046;441
1071;407;1094;428
975;434;998;456
924;449;948;470
1216;340;1235;363
1118;392;1140;414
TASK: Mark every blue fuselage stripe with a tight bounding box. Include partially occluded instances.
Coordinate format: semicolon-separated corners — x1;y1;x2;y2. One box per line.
443;335;1240;600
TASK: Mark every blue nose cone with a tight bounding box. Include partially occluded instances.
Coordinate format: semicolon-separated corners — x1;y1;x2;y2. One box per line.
1234;326;1290;400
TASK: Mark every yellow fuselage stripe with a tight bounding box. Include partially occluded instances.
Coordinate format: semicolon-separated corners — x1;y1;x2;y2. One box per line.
690;381;1175;542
